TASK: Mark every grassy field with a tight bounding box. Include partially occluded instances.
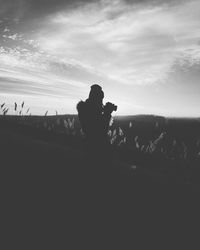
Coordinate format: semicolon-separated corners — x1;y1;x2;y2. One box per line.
2;113;200;243
1;112;200;190
1;113;200;165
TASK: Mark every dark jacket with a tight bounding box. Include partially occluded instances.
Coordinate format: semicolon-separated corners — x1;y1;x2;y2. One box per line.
77;99;111;145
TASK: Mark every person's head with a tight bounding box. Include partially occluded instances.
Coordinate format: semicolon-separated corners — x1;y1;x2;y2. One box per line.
88;84;104;104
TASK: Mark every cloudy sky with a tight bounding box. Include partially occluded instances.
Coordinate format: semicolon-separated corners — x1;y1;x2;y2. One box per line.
0;0;200;116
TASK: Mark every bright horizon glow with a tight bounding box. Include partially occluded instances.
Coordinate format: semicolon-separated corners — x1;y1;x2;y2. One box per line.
1;0;200;117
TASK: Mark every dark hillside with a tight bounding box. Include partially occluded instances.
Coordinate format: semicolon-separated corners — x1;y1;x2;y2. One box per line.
1;115;200;242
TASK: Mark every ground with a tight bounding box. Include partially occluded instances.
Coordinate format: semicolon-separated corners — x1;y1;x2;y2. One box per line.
1;124;199;246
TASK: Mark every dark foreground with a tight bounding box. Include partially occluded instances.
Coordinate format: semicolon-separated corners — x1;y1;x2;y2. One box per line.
1;125;200;247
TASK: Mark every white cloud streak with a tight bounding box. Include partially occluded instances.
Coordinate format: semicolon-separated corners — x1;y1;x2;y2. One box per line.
34;0;200;86
1;0;200;115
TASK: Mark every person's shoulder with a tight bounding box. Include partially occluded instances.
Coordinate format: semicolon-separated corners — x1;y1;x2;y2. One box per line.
77;99;96;116
76;100;86;113
77;99;92;113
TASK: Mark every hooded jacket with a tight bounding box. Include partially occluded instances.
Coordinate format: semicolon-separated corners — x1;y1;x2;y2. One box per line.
77;99;111;143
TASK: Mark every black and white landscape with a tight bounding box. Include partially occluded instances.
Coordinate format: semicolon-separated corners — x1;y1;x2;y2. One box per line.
1;0;200;246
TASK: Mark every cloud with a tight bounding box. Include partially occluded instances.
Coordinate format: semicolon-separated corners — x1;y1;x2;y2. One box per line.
0;0;186;24
2;33;22;40
28;0;199;87
0;0;97;22
3;27;10;32
1;0;200;115
0;45;104;101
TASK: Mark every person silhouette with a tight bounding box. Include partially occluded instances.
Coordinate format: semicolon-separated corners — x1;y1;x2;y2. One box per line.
77;84;117;160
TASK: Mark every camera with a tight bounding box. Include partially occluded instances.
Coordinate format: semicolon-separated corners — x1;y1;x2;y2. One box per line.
104;102;117;113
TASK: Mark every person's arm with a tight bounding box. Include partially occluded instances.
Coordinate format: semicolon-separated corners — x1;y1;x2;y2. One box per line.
102;110;111;133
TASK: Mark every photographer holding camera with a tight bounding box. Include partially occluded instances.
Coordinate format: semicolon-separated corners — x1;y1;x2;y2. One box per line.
77;84;117;158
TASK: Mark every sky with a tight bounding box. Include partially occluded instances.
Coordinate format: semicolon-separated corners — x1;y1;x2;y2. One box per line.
0;0;200;116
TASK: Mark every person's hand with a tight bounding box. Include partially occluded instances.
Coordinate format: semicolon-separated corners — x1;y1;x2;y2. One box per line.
104;102;117;114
